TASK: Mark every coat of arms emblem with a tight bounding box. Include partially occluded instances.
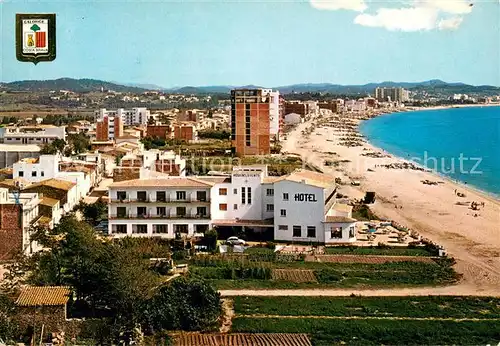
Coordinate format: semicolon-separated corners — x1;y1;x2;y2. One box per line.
16;13;56;64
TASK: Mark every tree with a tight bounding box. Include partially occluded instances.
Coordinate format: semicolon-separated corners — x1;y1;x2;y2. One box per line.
143;277;221;334
67;133;90;154
0;293;19;342
76;200;108;226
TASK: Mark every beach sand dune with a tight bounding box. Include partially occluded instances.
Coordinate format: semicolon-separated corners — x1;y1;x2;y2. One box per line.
283;111;500;293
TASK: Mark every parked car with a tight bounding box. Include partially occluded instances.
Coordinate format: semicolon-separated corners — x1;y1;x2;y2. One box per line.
226;236;246;245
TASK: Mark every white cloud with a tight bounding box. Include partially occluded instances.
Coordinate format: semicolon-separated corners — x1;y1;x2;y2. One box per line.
310;0;367;12
416;0;473;14
354;7;439;31
438;16;464;30
310;0;474;31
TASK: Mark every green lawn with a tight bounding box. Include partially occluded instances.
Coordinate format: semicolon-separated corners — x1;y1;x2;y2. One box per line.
233;296;500;319
231;317;500;346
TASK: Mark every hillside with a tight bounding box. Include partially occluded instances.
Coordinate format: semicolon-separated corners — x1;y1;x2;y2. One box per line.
0;78;150;93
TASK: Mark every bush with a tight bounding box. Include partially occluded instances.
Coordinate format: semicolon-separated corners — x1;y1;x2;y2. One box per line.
314;269;343;283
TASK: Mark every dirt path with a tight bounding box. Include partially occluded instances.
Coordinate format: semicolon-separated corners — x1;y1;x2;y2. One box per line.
219;298;234;333
219;283;500;297
238;314;500;322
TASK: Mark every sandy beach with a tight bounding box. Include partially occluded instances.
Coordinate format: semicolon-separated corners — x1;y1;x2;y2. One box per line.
283;107;500;293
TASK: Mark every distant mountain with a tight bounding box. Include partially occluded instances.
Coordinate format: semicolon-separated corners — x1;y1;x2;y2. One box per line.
119;82;166;90
1;78;150;93
2;78;498;96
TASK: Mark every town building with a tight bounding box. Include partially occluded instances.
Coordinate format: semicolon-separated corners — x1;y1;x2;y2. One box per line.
284;101;307;116
0;125;66;145
108;177;213;238
231;88;281;156
0;144;41;170
0;188;41;259
96;108;150;126
374;87;409;103
173;123;197;142
147;125;171;139
95;113;123;141
106;166;357;244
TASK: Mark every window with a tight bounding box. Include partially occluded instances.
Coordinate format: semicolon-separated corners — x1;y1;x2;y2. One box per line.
197;206;207;216
176;191;186;200
278;225;288;231
266;204;274;212
233;188;237;194
307;226;316;238
153;224;168;234
41;171;44;177
116;207;127;218
156;206;166;217
247;187;252;204
113;224;127;234
31;171;37;177
233;204;238;210
156;191;166;202
219;203;227;211
117;191;127;201
137;191;147;202
137;207;147;217
18;171;24;177
219;188;228;196
195;224;209;234
349;226;356;238
280;209;286;217
176;206;186;217
241;187;246;204
331;227;343;239
266;188;274;196
293;225;301;237
133;225;147;234
197;191;207;201
174;224;189;234
283;193;289;201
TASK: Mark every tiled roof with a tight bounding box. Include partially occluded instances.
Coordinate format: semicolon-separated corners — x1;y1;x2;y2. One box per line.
33;179;76;191
275;169;335;188
325;216;357;223
110;177;214;188
16;286;70;306
40;196;59;207
196;176;231;184
262;176;280;184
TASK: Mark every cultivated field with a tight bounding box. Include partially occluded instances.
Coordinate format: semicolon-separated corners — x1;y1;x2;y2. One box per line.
188;252;459;289
230;296;500;345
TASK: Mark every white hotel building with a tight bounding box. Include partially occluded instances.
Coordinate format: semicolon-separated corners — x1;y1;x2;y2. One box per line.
107;166;356;244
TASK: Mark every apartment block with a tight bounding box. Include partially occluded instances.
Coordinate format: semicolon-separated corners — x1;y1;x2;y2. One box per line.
374;87;409;103
96;108;150;126
231;89;277;156
96;114;123;141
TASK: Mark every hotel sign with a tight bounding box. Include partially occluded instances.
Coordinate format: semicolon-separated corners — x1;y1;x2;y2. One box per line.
294;193;317;202
16;13;56;64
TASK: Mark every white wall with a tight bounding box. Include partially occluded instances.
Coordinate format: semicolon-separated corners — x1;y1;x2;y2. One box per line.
13;155;59;182
273;180;325;243
324;221;356;244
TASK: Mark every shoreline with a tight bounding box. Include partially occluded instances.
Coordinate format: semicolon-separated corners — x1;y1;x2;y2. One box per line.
283;106;500;292
359;104;500;202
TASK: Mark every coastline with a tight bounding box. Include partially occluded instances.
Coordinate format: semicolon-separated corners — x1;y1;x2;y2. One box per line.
283;106;500;292
359;104;500;201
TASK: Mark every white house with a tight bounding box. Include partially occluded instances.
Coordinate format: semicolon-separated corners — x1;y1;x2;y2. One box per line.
12;155;93;200
0;125;66;145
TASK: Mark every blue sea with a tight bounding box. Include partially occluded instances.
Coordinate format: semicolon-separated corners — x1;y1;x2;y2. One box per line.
359;106;500;198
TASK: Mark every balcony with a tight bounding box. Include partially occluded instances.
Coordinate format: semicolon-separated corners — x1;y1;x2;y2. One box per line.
110;197;210;204
109;213;210;220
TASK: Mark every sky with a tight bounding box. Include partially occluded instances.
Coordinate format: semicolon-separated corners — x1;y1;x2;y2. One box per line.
1;0;499;87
